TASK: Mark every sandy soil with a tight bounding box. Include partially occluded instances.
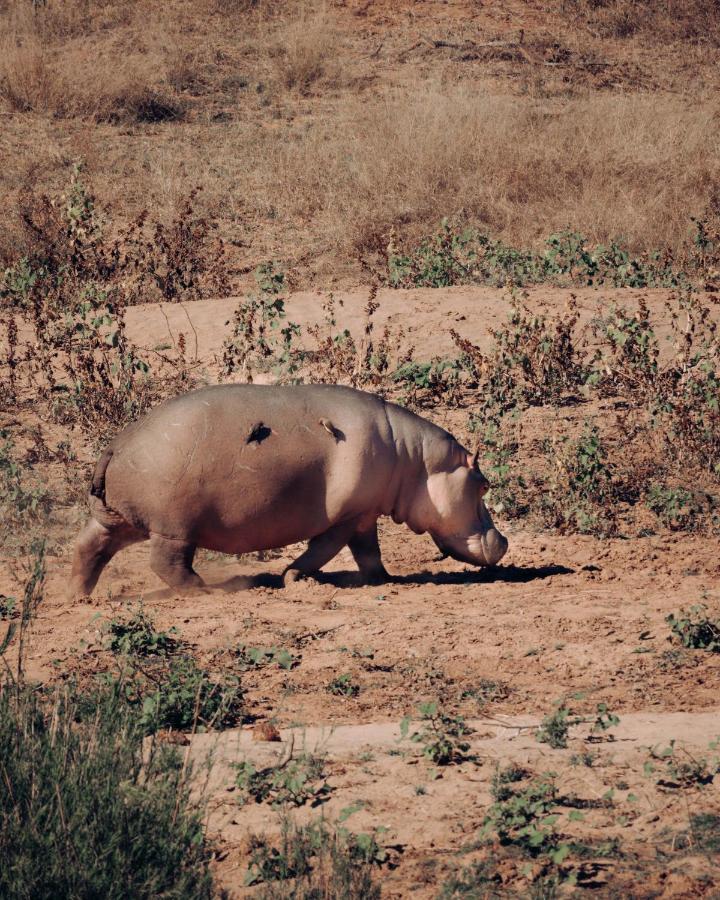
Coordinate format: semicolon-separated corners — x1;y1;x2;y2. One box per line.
5;286;720;897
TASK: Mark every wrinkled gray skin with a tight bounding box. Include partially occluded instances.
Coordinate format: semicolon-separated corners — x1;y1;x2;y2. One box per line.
70;384;508;597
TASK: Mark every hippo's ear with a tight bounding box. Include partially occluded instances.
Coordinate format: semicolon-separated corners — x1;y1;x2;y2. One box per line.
466;449;480;471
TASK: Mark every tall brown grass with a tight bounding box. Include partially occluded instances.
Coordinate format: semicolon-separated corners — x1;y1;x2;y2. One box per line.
1;0;719;281
273;6;341;94
228;83;720;258
0;0;182;122
560;0;720;43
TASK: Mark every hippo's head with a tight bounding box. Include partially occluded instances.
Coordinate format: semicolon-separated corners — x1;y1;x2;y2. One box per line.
419;449;508;568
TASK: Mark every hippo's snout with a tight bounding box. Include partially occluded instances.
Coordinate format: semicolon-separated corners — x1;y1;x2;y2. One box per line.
432;525;508;568
480;528;508;566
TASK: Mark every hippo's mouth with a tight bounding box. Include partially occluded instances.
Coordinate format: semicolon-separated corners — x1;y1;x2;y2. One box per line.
432;530;508;568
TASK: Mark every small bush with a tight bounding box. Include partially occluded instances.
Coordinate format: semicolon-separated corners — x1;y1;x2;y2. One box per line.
105;605;179;657
480;774;564;857
400;702;473;765
246;818;384;897
134;653;244;734
327;673;360;698
537;701;620;749
666;605;720;652
644;739;719;788
234;750;331;808
0;684;214;899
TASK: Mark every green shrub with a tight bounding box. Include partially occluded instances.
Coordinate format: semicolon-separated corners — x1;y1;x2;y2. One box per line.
400;701;473;765
246;818;384;897
135;653;244;733
327;673;360;697
666;605;720;651
234;750;331;808
105;605;179;657
0;685;214;899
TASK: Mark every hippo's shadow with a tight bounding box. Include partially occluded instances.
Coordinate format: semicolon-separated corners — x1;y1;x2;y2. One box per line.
388;563;574;586
206;563;573;593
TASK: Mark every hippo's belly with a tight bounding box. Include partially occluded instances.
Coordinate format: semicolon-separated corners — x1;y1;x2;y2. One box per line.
105;406;394;551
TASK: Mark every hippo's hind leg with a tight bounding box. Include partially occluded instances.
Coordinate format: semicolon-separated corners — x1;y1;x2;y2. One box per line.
70;517;144;599
348;521;390;585
282;520;360;586
149;534;207;593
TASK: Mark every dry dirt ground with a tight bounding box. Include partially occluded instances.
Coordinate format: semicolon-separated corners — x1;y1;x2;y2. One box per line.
6;286;719;898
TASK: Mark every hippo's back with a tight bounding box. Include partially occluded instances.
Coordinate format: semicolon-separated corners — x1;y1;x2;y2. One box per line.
102;384;397;552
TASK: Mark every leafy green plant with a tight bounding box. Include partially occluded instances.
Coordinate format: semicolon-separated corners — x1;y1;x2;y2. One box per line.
646;485;701;529
382;222;678;290
222;262;302;381
537;701;620;749
542;424;618;535
327;673;360;697
234;749;331;808
0;595;16;621
491;763;530;801
400;702;473;765
245;818;384;896
104;605;179;657
666;605;720;652
235;644;299;671
644;739;719;788
480;773;569;861
135;654;243;733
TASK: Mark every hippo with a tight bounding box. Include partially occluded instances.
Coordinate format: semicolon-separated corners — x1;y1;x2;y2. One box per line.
70;384;508;597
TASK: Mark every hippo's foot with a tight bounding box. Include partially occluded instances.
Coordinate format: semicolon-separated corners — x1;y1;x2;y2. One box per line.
282;567;311;587
359;566;391;586
69;517;145;600
149;534;208;594
282;520;361;588
348;524;389;586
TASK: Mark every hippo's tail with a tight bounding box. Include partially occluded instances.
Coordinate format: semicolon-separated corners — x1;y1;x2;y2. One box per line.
90;446;114;503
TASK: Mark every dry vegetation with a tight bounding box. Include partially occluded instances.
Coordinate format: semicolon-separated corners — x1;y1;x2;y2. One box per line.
1;0;720;281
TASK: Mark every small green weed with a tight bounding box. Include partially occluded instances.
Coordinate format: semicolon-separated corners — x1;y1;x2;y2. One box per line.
105;605;179;657
222;262;302;381
245;818;384;897
646;485;700;529
491;763;530;801
135;654;243;733
480;773;567;859
400;702;473;765
666;605;720;651
644;739;718;788
327;673;360;697
0;595;16;621
537;701;620;749
236;645;299;671
234;750;331;808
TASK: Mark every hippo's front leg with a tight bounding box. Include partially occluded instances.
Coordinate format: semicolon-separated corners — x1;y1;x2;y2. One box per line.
348;520;389;585
282;519;360;586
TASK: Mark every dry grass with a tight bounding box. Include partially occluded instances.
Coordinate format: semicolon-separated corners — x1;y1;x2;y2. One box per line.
273;6;341;94
232;84;720;259
1;0;720;282
0;3;184;123
561;0;720;44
